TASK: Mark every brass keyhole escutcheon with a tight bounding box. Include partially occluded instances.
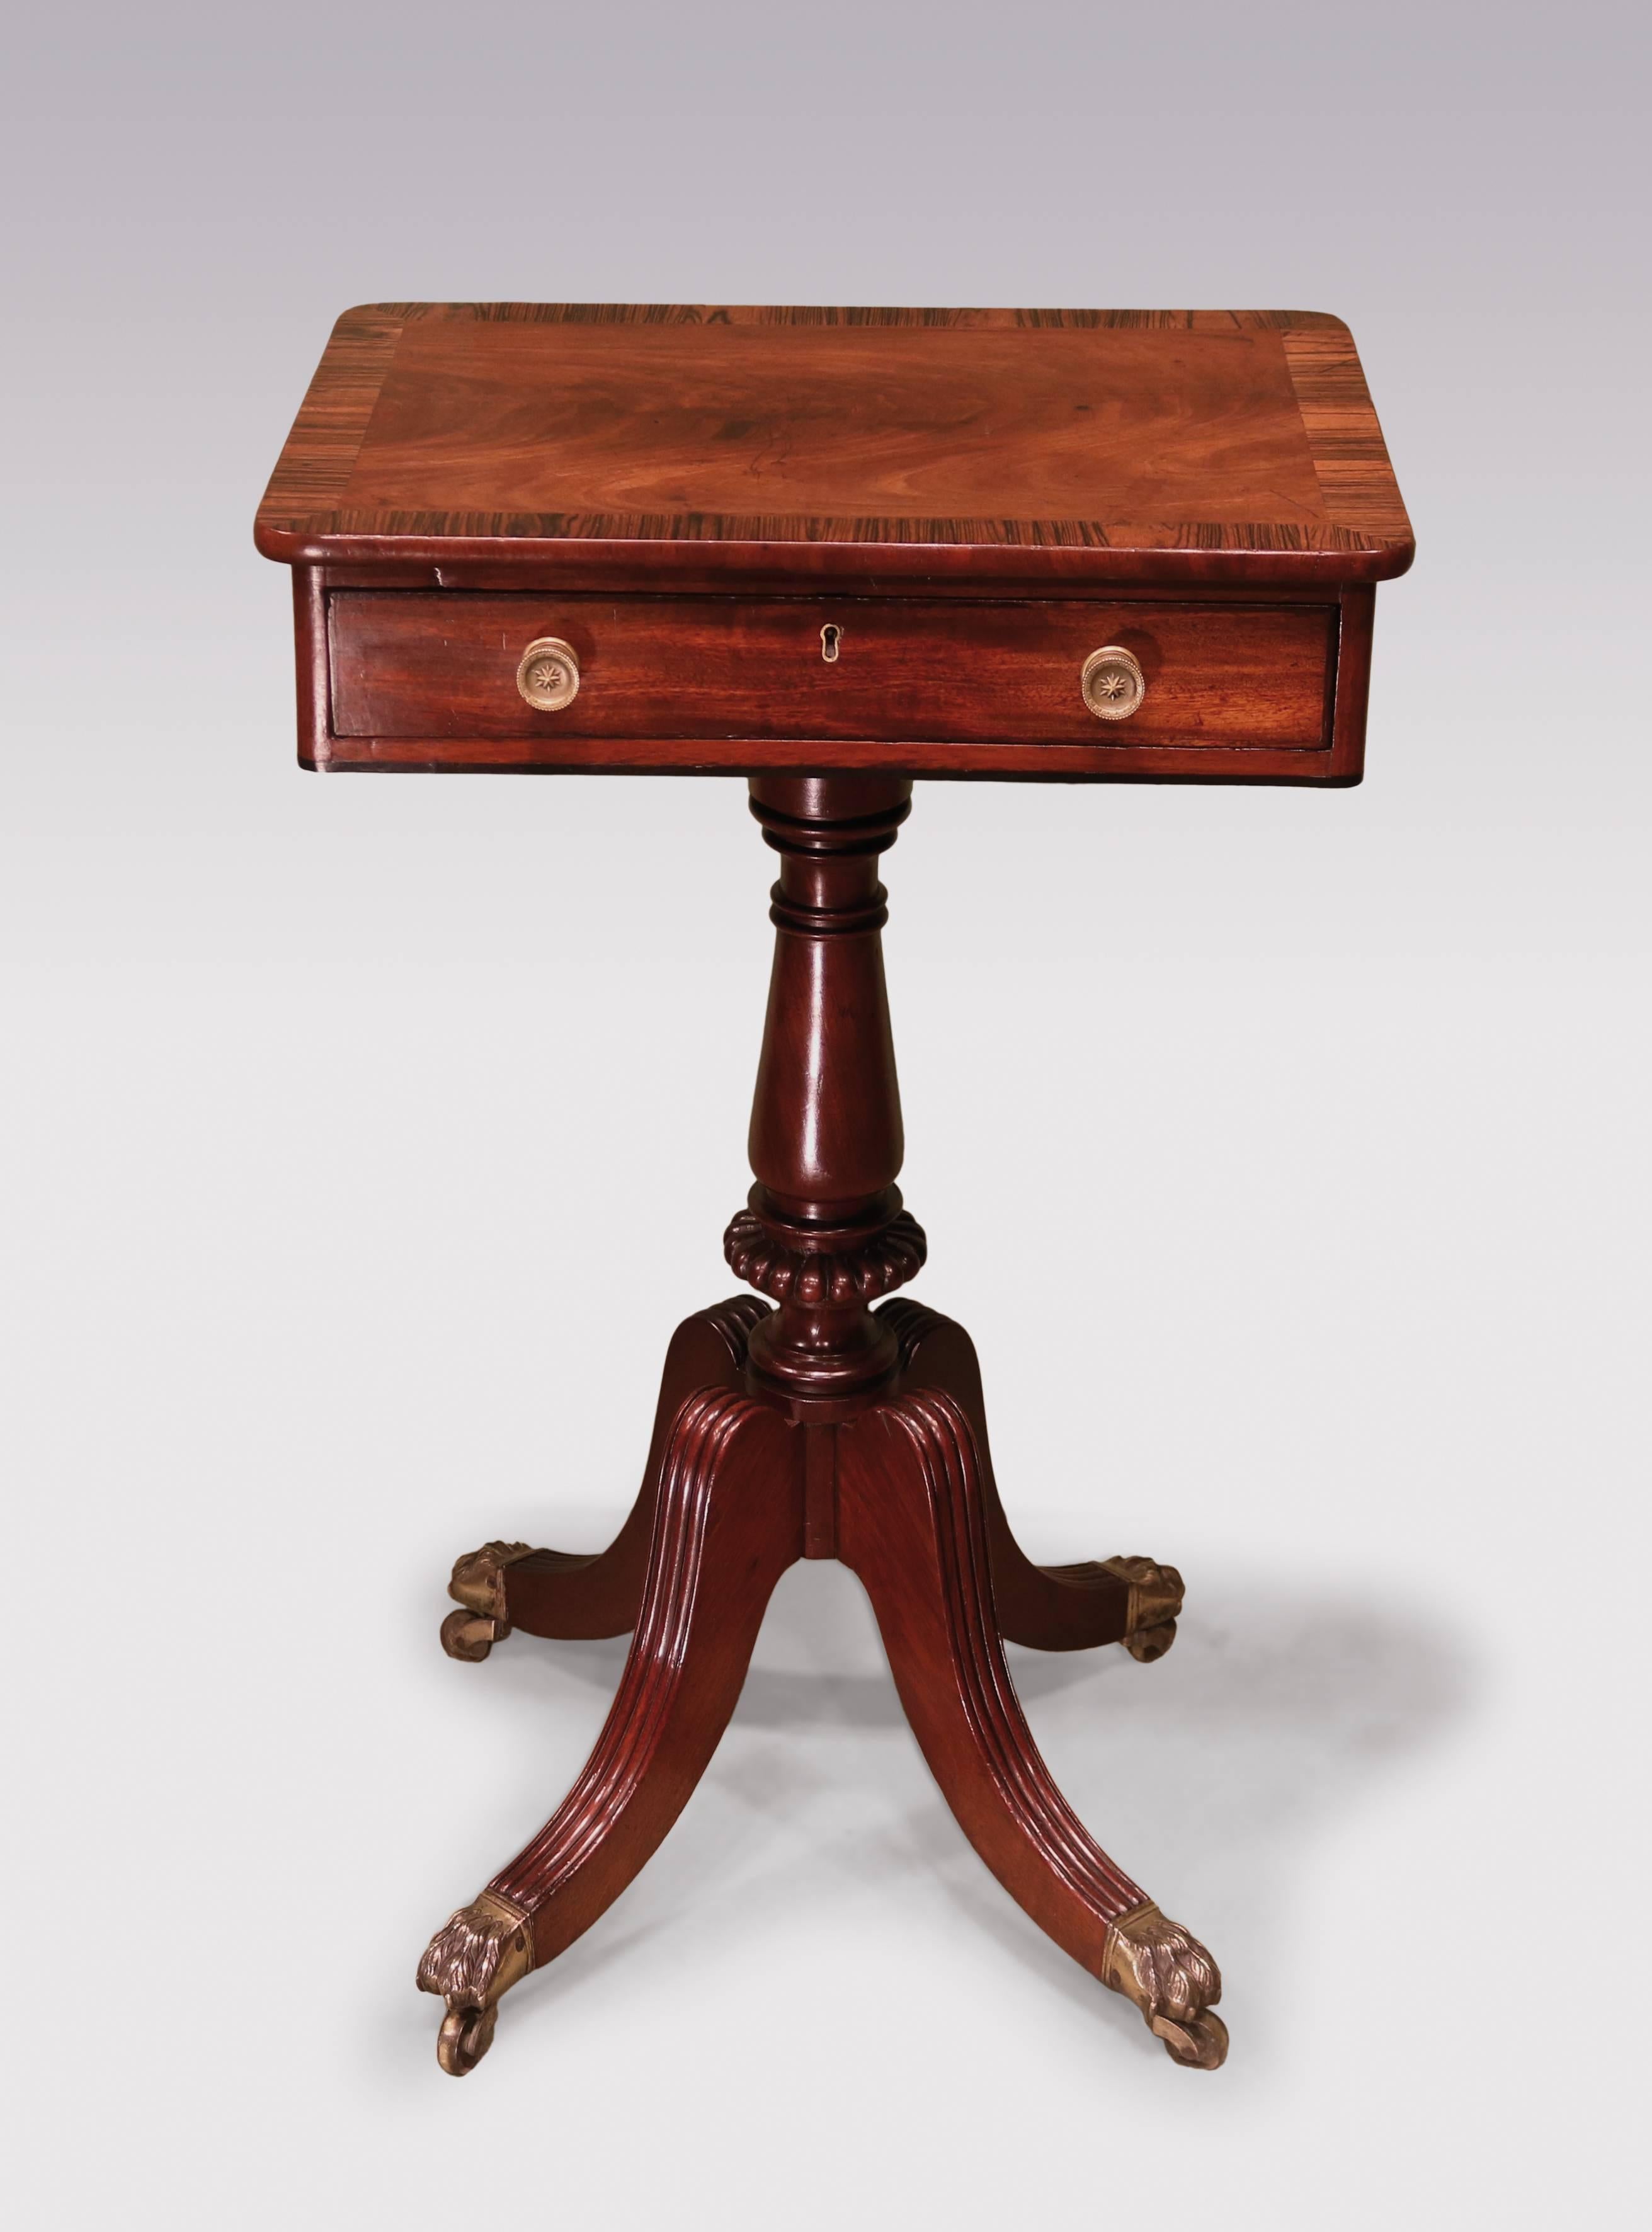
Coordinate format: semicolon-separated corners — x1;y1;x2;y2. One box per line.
1080;645;1146;721
515;636;581;711
820;623;841;663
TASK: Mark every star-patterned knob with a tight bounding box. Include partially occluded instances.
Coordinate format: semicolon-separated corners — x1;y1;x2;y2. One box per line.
1080;645;1146;722
515;636;581;711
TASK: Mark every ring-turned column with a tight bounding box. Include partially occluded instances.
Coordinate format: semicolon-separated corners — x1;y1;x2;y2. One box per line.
724;775;926;1410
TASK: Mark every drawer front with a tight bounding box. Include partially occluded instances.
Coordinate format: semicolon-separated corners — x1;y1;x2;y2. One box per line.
320;591;1357;779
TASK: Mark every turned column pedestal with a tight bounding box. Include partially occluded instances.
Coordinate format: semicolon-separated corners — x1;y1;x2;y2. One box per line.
418;775;1223;2075
259;296;1412;2083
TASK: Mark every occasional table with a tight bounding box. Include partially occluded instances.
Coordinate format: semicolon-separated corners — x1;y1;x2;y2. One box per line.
256;304;1411;2074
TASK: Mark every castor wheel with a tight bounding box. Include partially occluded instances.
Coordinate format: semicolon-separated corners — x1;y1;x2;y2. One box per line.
436;2001;499;2075
1122;1620;1178;1663
440;1609;506;1661
1153;2008;1229;2069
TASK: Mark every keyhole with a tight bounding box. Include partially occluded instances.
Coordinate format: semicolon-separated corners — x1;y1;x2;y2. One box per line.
820;623;841;663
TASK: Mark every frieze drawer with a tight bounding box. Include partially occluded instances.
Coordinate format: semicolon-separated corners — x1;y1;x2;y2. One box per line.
321;591;1353;780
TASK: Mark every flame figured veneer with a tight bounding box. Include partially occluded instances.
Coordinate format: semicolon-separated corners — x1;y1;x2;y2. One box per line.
256;306;1413;2072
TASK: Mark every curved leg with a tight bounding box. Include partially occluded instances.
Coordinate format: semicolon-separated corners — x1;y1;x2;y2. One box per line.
837;1387;1226;2068
419;1381;802;2071
880;1300;1184;1659
440;1297;771;1654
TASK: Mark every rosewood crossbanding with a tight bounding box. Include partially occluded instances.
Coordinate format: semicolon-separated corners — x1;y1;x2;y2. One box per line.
263;305;1407;783
256;302;1413;2076
258;304;1411;567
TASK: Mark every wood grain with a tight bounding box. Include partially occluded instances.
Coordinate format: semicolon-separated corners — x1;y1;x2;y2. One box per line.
260;307;406;524
1280;326;1411;550
342;321;1326;523
484;1385;802;1967
499;1298;770;1641
838;1385;1224;2066
738;774;917;1405
880;1300;1140;1652
418;776;1231;2073
837;1388;1150;1926
256;304;1413;587
327;592;1336;750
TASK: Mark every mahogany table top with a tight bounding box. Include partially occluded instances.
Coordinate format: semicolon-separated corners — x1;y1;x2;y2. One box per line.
255;304;1413;593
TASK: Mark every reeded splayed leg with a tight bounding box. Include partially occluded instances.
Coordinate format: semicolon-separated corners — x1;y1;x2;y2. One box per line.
880;1299;1186;1660
836;1387;1226;2068
438;1298;772;1657
418;1382;802;2072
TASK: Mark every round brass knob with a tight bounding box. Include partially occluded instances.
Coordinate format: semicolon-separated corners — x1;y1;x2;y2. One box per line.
1080;645;1146;722
515;636;581;712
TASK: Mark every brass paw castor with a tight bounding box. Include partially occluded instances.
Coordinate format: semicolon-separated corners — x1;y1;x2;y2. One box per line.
439;1540;535;1659
1103;1555;1185;1663
418;1892;535;2077
1102;1900;1227;2069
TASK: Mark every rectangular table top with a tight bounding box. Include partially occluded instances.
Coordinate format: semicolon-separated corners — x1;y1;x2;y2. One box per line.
255;304;1412;593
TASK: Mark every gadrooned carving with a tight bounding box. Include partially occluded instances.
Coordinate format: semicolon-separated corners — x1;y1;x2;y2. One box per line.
724;1208;926;1306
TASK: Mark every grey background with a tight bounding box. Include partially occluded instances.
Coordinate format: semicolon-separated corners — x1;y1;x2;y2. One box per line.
4;4;1646;2226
